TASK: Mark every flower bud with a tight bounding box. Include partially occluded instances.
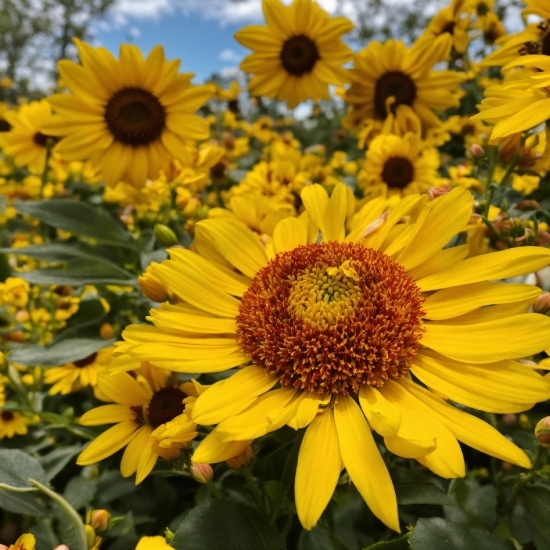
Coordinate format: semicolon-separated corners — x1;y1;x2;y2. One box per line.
100;322;115;340
154;224;178;247
139;265;168;303
519;413;532;430
190;463;213;484
533;292;550;316
535;417;550;447
53;545;70;550
0;544;8;550
226;446;254;469
91;509;110;531
427;187;452;201
470;144;485;158
516;200;540;211
502;414;517;427
84;525;96;549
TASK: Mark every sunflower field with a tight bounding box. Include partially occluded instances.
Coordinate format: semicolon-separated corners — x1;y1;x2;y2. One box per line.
3;0;550;548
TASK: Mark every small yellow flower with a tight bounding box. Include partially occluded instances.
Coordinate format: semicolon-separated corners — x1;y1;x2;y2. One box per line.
0;410;29;439
0;277;30;308
3;534;36;550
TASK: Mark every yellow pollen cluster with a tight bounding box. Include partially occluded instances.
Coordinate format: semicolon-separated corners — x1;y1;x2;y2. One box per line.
288;261;362;327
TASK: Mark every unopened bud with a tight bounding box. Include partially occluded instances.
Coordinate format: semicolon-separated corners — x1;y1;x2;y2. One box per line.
139;265;168;303
91;509;110;531
226;446;254;469
516;200;540;211
84;526;96;549
535;417;550;447
100;323;115;340
154;224;178;247
54;545;70;550
534;293;550;316
519;413;532;430
502;414;517;427
0;545;8;550
427;187;452;201
190;463;213;484
470;144;485;158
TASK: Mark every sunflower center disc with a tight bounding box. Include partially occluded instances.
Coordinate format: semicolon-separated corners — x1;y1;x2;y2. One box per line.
374;71;417;119
382;156;415;189
105;87;166;146
147;387;185;428
1;411;14;421
237;242;425;395
73;353;98;368
0;119;11;132
280;35;320;76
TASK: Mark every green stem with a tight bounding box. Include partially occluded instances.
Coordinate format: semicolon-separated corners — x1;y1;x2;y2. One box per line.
242;468;267;516
507;445;547;513
206;480;223;499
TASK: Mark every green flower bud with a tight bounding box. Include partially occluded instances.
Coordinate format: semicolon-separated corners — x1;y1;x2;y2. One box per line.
535;417;550;447
154;224;178;247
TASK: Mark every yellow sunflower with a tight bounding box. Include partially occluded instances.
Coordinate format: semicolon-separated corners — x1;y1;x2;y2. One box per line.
3;534;36;550
118;183;550;531
423;0;470;54
0;409;28;439
0;100;56;174
44;347;112;395
472;55;550;140
235;0;354;109
361;132;441;197
77;362;198;484
43;39;212;188
345;35;464;130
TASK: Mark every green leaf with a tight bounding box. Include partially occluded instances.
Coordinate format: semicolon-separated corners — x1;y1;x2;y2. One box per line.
0;242;106;261
0;491;48;517
391;467;457;507
20;258;136;286
63;477;97;511
409;518;510;550
171;499;286;550
9;338;112;367
444;477;497;530
0;450;46;489
30;478;88;550
363;535;410;549
51;300;107;343
298;526;334;550
38;445;84;481
15;199;134;248
523;485;550;550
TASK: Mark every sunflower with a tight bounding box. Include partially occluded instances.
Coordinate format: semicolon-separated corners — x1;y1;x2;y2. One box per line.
344;35;464;130
0;409;28;439
77;362;198;484
118;183;550;531
4;534;36;550
0;100;56;174
42;39;212;188
235;0;354;109
423;0;470;54
44;347;112;395
472;55;550;140
361;132;440;197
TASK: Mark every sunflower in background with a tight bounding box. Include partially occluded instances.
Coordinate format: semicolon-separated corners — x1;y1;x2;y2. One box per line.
44;347;113;396
345;35;464;132
235;0;354;109
360;132;441;197
424;0;470;54
117;183;550;531
0;410;28;439
43;40;213;188
0;100;56;174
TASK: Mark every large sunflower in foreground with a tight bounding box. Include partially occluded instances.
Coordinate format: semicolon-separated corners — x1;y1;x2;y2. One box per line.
118;184;550;531
344;35;464;129
235;0;354;109
43;39;212;188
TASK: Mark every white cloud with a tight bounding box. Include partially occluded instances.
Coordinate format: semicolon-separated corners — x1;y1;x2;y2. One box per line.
218;48;242;63
128;26;141;39
220;66;240;78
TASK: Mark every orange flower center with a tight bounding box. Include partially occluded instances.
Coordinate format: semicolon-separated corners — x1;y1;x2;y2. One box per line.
237;242;425;395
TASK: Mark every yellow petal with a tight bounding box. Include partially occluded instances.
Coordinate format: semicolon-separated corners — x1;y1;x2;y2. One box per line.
323;182;349;242
120;425;153;478
403;378;531;468
416;247;550;291
79;404;133;426
408;244;469;281
273;217;308;254
423;282;541;320
192;366;278;425
136;439;159;484
334;395;400;532
295;409;342;530
287;393;331;430
359;385;402;437
77;420;138;465
96;373;151;407
301;184;329;237
192;428;253;463
423;314;550;363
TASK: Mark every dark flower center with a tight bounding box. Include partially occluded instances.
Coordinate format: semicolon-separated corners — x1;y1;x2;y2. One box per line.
73;353;98;369
1;411;14;421
381;156;415;189
374;71;417;119
33;132;57;147
542;29;550;56
147;387;186;428
476;2;489;16
280;35;320;76
441;21;456;35
0;119;11;132
105;87;166;146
